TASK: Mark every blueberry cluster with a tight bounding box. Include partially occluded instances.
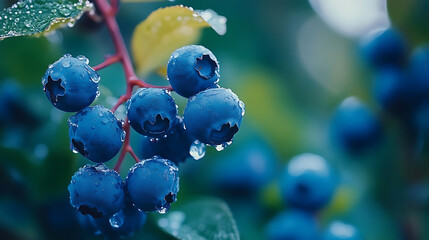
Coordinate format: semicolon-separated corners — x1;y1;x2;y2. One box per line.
361;28;429;130
267;153;361;240
331;27;429;154
41;45;244;238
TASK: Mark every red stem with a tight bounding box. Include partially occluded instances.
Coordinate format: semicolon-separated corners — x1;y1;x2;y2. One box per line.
93;0;173;172
113;122;129;172
93;54;120;71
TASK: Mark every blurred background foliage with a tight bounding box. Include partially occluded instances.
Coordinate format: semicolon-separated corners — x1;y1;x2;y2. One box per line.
1;0;429;239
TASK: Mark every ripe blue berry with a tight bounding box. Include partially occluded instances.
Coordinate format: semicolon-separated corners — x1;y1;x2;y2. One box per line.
323;221;362;240
127;88;178;138
76;212;99;235
373;68;417;115
42;54;100;112
266;210;319;240
167;45;220;98
331;97;382;154
126;156;179;213
68;164;125;218
68;105;124;163
90;200;147;238
410;46;429;100
140;118;194;164
184;88;245;146
209;139;277;194
280;153;336;211
360;28;407;69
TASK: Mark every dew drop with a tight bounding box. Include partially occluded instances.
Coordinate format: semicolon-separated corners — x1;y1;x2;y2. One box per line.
215;144;225;151
59;8;71;16
109;212;124;228
239;100;245;116
76;55;89;64
121;131;126;142
189;140;206;160
158;207;168;214
61;59;71;68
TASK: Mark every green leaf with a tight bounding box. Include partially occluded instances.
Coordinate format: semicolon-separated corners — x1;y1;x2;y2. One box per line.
0;0;92;40
131;5;226;76
158;198;240;240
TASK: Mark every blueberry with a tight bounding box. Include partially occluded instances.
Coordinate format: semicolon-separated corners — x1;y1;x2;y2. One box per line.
331;97;382;154
373;67;417;115
184;88;245;146
42;54;99;112
167;45;220;98
280;153;336;211
90;199;147;238
322;221;362;240
140;117;194;165
359;28;407;69
76;212;99;235
209;139;277;194
68;105;124;163
266;209;319;240
126;156;179;213
68;164;125;218
127;88;178;138
409;45;429;100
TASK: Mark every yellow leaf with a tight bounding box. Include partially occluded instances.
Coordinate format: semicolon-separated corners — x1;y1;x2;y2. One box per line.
131;6;226;76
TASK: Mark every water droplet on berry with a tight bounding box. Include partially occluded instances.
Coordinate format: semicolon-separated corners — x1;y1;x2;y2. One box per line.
121;131;126;142
61;59;71;68
76;55;89;64
215;144;225;151
214;140;233;151
189;140;206;160
239;100;245;116
109;212;124;228
172;52;179;58
158;206;168;214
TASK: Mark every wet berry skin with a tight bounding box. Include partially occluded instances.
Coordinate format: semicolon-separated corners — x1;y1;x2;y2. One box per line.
322;221;362;240
280;153;336;211
140;118;194;165
167;45;220;98
126;156;179;213
90;199;147;238
127;88;178;138
183;88;245;146
266;209;319;240
359;28;407;69
68;164;125;219
42;54;99;112
68;105;124;163
331;97;382;154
